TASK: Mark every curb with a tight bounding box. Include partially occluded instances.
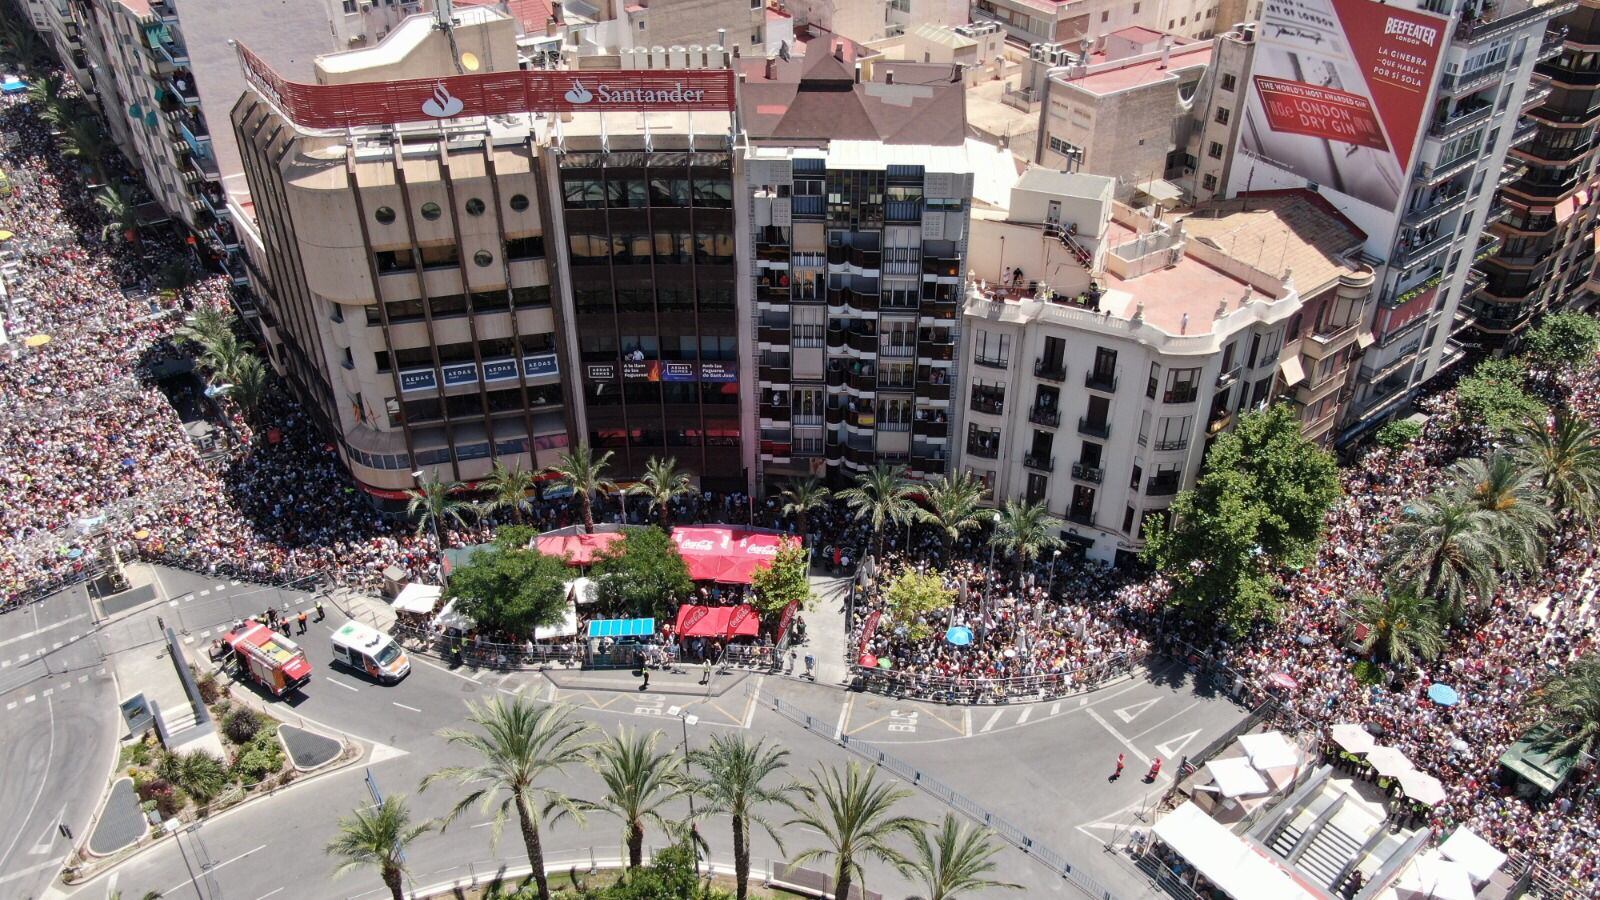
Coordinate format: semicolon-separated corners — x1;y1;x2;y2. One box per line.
404;855;839;900
277;722;346;773
82;777;142;859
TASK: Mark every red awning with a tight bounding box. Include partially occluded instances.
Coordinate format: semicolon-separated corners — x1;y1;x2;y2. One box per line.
535;531;625;566
675;604;761;638
670;526;795;583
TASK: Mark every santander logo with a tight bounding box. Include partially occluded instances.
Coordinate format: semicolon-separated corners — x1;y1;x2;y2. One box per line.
421;83;464;118
564;80;595;104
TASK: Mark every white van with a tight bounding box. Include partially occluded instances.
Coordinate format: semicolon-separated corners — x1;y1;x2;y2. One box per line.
331;621;410;683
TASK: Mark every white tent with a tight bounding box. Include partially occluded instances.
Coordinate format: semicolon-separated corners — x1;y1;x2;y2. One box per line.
1151;802;1317;900
564;577;600;606
393;583;442;614
1203;757;1271;798
431;597;474;632
1439;827;1508;883
1331;723;1376;754
1367;745;1414;777
1398;850;1475;900
534;600;580;641
1397;768;1447;806
1238;731;1298;772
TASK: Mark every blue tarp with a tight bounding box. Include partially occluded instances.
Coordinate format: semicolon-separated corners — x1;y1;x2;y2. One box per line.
587;618;655;638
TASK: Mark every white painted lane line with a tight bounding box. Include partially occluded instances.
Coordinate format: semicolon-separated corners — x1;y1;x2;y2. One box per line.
0;614;87;648
393;702;422;713
1050;701;1061;716
1127;700;1203;740
16;652;26;662
214;584;228;592
328;678;360;692
1016;706;1032;725
979;709;1004;733
199;590;211;598
0;856;68;885
157;843;266;899
255;888;285;900
78;674;88;683
1086;707;1156;769
230;580;242;586
1;660;9;668
833;694;853;740
51;642;61;650
24;695;36;704
4;702;15;711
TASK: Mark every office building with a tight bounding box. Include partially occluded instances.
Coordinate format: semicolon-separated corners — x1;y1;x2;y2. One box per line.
740;39;972;485
973;0;1226;47
781;0;969;44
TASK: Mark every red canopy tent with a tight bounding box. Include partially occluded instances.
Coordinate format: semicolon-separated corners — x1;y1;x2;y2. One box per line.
535;531;625;566
670;526;795;583
675;603;760;638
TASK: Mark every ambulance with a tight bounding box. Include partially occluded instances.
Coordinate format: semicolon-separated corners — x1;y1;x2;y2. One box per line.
330;621;410;683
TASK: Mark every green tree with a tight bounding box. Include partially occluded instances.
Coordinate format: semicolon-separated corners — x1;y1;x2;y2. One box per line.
901;814;1021;900
581;842;732;899
326;795;431;900
989;499;1064;580
25;73;64;122
445;544;572;636
883;569;954;642
1143;468;1277;629
406;473;474;551
749;541;811;616
545;444;616;534
589;526;693;619
223;354;270;418
421;698;596;900
95;183;140;243
564;728;683;870
920;471;992;549
1523;311;1600;369
61;117;110;183
1514;409;1600;522
1352;588;1445;668
175;307;235;353
778;476;830;546
689;734;808;900
176;751;228;805
158;257;196;292
787;762;921;900
1384;494;1506;616
1375;418;1423;449
1448;453;1552;572
1534;654;1600;758
1204;404;1340;567
628;456;693;528
1455;357;1546;436
480;460;539;526
836;463;920;561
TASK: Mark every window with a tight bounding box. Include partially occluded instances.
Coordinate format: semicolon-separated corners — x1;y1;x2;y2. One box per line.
1214;106;1230;125
972;330;1010;368
1165;368;1201;403
342;346;354;369
568;232;611;266
1132;2;1140;11
1047;135;1080;158
509;193;530;212
505;235;544;259
473;250;494;267
1208;142;1223;159
342;0;357;12
692;176;733;208
1100;10;1108;21
607;178;647;209
420;202;443;221
418;244;459;269
1154;416;1191;451
464;198;486;216
1202;174;1217;191
374;206;395;225
1220;73;1236;92
562;177;604;209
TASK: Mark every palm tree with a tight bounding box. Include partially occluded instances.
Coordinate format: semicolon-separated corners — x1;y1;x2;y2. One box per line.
901;814;1021;900
175;307;235;353
1352;588;1445;668
544;444;616;534
26;73;64;121
787;762;922;900
61;117;111;183
1515;410;1600;523
224;354;270;418
990;499;1064;580
1448;453;1552;571
921;471;992;549
405;472;474;551
94;183;140;242
326;795;431;900
1535;653;1600;758
566;728;683;869
689;733;809;900
199;330;253;386
420;698;595;900
628;456;693;528
480;460;539;525
836;464;920;561
779;476;830;547
1383;494;1507;615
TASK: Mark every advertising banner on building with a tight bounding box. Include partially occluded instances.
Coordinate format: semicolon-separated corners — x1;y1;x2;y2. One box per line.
1235;0;1448;214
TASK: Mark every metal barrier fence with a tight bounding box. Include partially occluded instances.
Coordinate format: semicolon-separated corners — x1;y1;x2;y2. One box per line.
754;685;1117;900
390;624;583;669
2;563;107;613
847;650;1148;705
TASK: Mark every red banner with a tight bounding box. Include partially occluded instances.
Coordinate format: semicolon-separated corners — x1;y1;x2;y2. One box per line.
237;43;736;131
680;604;711;636
725;604;756;641
857;610;881;662
776;599;800;646
1253;78;1388;154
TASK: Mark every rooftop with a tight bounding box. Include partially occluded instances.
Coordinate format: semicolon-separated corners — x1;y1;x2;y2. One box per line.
1107;25;1167;43
1060;41;1211;97
457;0;554;36
1179;191;1367;296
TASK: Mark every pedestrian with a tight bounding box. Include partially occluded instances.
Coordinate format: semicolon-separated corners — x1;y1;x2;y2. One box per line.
1146;756;1162;782
804;653;816;679
314;599;324;621
296;610;307;634
265;607;277;627
701;658;712;685
641;666;650;690
1114;753;1125;780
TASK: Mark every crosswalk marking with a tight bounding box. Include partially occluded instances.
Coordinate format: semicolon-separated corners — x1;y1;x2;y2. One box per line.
198;590;210;598
4;702;14;711
1017;707;1032;725
24;695;36;704
979;709;1004;733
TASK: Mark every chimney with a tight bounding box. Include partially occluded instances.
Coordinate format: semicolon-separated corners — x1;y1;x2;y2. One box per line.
1159;38;1171;69
854;61;861;83
765;55;777;80
551;1;563;24
834;40;844;62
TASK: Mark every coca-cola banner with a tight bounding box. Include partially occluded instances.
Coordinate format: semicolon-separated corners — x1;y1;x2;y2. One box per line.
857;610;882;662
670;526;796;584
1233;0;1448;214
236;43;736;131
776;599;800;646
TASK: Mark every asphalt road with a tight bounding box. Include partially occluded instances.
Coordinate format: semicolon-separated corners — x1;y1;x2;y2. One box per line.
1;568;1251;900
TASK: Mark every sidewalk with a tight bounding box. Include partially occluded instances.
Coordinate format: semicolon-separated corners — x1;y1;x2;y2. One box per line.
804;570;853;686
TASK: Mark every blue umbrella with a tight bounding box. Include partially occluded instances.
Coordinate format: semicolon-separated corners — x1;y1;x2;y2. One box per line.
1427;683;1460;707
945;626;973;647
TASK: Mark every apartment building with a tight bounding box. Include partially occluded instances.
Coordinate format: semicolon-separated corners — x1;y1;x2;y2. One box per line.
1468;0;1600;347
1174;23;1253;203
740;43;972;485
974;0;1225;46
1033;31;1211;188
564;0;781;57
780;0;969;44
230;6;744;498
957;169;1309;563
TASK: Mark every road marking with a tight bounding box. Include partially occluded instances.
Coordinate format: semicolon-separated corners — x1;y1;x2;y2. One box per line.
328;678;360;692
393;702;422;713
0;856;68;885
168;600;178;607
470;821;497;829
40;689;51;698
2;660;9;668
27;818;58;855
231;580;242;587
16;652;27;662
1086;708;1153;767
1016;706;1032;725
1113;698;1160;723
0;696;53;875
24;695;36;704
4;702;14;710
0;614;86;648
158;843;267;898
78;674;88;683
743;676;764;728
255;888;285;900
51;642;61;650
834;695;853;740
1050;701;1060;716
214;583;228;592
1128;701;1203;740
979;709;1004;733
104;871;118;898
199;589;210;598
1154;729;1202;761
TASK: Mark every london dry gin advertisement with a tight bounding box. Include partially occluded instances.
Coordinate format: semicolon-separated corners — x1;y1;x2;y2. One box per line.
1235;0;1449;214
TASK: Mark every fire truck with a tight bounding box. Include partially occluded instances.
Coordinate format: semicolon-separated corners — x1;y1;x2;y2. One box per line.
223;622;312;696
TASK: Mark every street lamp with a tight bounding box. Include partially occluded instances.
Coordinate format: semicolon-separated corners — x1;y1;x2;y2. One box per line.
165;819;204;900
1047;548;1062;598
672;709;701;872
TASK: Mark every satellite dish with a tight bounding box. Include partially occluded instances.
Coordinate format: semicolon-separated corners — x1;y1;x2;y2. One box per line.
460;51;480;71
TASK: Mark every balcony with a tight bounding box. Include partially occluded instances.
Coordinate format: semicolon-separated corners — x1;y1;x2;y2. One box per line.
1538;25;1571;61
1439;60;1506;96
1427;100;1493;140
973;355;1009;371
1028;406;1061;428
914;417;949;438
1034;358;1066;382
848;370;878;392
1456;0;1577;44
165;74;200;107
1071;462;1103;484
1146;474;1181;496
1395;232;1453;269
1207;411;1234;435
1084;370;1117;393
155;37;189;67
1152;438;1188;452
1077;417;1110;439
1402;188;1467;228
790;195;824;218
1163;386;1199;404
917;339;955;361
1066;511;1096;527
916;380;951;401
1024;453;1055;472
966;439;999;460
969;395;1004;416
845;330;879;355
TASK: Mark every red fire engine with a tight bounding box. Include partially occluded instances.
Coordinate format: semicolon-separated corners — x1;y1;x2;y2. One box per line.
224;622;312;696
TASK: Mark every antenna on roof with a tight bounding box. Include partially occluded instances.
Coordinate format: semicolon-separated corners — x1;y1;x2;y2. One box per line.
435;0;467;75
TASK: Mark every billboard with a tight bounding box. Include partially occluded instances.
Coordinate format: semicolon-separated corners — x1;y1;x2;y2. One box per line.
1235;0;1448;214
236;43;736;132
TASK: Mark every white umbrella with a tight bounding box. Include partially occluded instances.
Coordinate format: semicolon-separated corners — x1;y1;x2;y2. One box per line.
1331;723;1376;753
1238;731;1298;771
1397;768;1447;806
1367;745;1413;778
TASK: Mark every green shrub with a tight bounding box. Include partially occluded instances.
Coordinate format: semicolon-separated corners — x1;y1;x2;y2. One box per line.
233;741;283;784
222;707;261;745
1352;659;1385;687
1375;419;1423;449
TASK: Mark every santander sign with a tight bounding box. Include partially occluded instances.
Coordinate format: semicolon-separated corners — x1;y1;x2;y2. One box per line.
562;78;707;107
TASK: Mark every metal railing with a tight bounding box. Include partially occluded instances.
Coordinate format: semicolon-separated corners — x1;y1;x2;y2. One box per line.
756;685;1118;899
846;650;1147;704
390;624;584;669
